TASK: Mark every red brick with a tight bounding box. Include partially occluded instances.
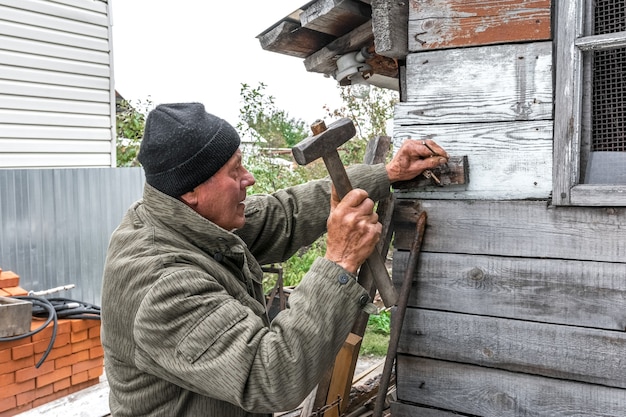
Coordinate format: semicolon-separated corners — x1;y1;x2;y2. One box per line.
0;338;32;351
33;332;70;354
1;356;34;374
89;345;104;359
0;379;34;400
0;290;10;297
70;370;89;385
44;343;72;362
36;366;71;388
53;377;71;392
30;321;70;342
0;372;14;387
14;360;54;383
0;271;19;289
15;389;36;407
0;348;10;364
88;325;101;339
11;342;34;360
71;357;103;375
1;287;27;296
88;365;103;380
71;319;99;333
34;383;53;399
54;350;89;370
70;329;88;343
70;337;99;354
70;378;99;392
0;396;16;414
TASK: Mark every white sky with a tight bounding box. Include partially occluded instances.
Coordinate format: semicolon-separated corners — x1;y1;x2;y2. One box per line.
110;1;345;127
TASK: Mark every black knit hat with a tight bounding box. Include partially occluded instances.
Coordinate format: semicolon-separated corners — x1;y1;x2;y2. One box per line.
138;103;241;197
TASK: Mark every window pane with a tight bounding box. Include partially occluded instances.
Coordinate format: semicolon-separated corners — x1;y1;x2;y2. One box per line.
587;0;626;185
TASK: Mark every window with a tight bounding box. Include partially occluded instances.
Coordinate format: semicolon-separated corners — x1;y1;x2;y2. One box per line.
553;0;626;206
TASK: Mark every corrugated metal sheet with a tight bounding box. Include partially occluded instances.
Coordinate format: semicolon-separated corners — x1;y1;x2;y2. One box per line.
0;167;144;305
0;0;115;168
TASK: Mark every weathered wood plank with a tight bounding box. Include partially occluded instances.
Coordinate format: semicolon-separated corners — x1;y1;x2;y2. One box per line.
408;0;551;52
396;356;626;416
392;199;626;264
402;42;553;121
392;121;553;200
552;0;583;206
257;20;336;58
398;309;626;388
392;251;626;331
391;402;469;417
301;0;371;37
304;21;374;74
371;0;408;59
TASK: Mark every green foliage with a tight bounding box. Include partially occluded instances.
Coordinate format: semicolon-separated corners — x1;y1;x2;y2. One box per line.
115;98;153;167
367;309;391;335
237;82;326;195
238;82;308;148
262;239;327;294
325;85;399;166
360;309;391;356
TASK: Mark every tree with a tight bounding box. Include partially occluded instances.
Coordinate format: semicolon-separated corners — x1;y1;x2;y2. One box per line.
325;84;399;165
115;98;153;167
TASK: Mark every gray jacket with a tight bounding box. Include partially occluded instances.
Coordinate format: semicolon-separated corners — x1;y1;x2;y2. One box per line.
101;164;391;416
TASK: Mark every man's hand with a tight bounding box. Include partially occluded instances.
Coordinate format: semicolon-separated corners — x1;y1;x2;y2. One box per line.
386;139;449;183
325;186;382;275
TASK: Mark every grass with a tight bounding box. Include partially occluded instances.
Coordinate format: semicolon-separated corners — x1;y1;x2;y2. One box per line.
360;309;391;357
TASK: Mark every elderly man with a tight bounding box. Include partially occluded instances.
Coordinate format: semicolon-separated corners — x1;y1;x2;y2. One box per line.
101;102;448;416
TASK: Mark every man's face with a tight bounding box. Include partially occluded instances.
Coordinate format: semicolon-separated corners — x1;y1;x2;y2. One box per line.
181;150;255;230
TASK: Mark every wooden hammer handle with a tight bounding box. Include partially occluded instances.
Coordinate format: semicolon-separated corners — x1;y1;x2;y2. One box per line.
323;152;399;307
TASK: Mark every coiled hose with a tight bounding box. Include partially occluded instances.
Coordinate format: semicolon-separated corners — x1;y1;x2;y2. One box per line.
0;296;100;368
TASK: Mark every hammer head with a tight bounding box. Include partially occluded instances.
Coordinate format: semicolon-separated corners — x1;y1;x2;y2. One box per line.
292;118;356;165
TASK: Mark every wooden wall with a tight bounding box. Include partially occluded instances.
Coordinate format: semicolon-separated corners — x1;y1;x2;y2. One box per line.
390;1;626;415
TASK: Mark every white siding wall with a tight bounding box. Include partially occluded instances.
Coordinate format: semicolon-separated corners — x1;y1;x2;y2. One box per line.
0;0;114;168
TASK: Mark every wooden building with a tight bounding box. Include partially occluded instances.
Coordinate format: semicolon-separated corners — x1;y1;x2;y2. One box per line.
259;1;626;415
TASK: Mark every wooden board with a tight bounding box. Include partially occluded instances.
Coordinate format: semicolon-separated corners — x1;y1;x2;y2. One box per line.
371;0;408;58
401;42;553;121
391;402;464;417
301;0;371;37
395;356;626;416
408;0;551;52
391;251;626;331
392;120;553;200
392;199;626;264
398;309;626;388
324;332;362;416
304;21;374;74
257;20;336;58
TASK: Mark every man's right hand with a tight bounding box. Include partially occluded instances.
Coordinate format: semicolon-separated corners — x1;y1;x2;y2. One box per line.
324;186;382;275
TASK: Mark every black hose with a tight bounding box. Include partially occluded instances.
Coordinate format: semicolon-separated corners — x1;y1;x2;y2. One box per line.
0;296;101;368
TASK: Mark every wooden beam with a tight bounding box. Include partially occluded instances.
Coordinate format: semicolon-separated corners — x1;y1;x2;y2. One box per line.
257;20;336;58
301;0;371;37
304;21;374;74
371;0;409;59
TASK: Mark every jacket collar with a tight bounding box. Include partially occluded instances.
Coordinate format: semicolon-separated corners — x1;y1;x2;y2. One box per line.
142;183;244;258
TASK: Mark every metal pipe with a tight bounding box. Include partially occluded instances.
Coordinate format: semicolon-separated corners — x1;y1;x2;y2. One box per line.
372;211;427;417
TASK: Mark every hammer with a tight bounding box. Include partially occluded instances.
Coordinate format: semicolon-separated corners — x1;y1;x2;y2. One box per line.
292;118;399;307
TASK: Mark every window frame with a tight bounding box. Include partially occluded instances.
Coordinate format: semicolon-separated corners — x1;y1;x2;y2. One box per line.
553;0;626;206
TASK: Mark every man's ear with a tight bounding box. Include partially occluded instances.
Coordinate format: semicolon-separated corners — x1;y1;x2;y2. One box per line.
179;189;198;207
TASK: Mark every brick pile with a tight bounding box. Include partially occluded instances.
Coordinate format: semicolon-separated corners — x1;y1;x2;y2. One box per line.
0;269;104;417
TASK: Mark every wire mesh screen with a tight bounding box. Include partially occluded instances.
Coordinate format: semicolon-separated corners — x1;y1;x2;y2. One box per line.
591;0;625;152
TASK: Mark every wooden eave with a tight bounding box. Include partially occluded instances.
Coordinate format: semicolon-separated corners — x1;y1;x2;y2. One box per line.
257;0;407;90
